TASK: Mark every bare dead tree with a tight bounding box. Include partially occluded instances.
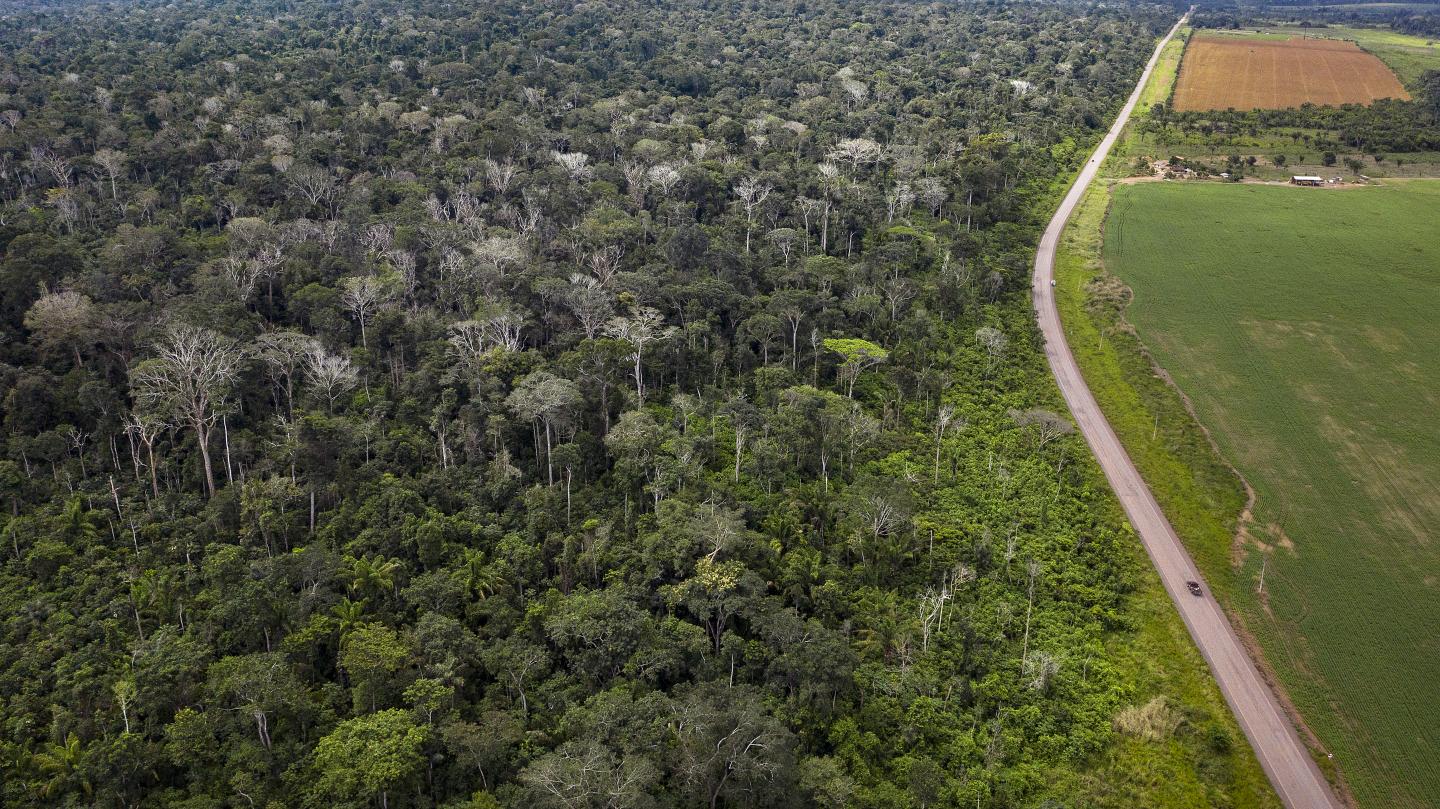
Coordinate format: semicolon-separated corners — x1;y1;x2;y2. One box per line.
620;159;649;209
123;410;168;497
585;245;624;287
604;307;676;407
933;405;962;482
484;157;519;195
646;163;682;197
1008;408;1074;450
91;148;128;201
733;177;772;254
256;330;317;414
564;274;613;340
304;345;358;411
975;326;1008;374
551;150;592;182
339;275;393;349
130;325;244;497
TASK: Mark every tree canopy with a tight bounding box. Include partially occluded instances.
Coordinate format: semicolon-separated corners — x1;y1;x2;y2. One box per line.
0;0;1265;807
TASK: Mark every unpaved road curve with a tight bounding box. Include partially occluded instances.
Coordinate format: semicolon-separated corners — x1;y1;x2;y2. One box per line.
1031;14;1344;809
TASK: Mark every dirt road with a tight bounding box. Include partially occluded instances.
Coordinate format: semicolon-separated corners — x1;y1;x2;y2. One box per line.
1030;14;1345;809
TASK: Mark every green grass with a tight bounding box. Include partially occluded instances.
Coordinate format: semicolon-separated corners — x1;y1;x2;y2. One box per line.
1075;543;1283;809
1099;181;1440;809
1041;44;1283;809
1138;33;1187;112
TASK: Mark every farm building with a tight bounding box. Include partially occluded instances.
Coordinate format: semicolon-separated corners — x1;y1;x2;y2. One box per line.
1292;175;1324;186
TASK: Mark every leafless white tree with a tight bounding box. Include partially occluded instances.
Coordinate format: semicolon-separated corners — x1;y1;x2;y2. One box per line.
733;177;772;254
604;307;675;406
484;157;519;195
1008;407;1074;450
564;274;613;340
91;148;128;201
123;409;168;498
551;150;592;182
256;330;318;414
915;177;948;217
884;181;915;223
286;163;336;214
31;146;74;187
933;404;962;481
620;160;649;209
585;245;624;287
340;275;393;349
360;223;395;255
975;326;1008;374
825;138;883;177
129;325;245;497
646;163;682;196
839;77;869;108
304;345;358;411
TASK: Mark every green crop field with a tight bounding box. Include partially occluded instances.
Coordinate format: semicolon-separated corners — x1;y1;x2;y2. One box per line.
1101;181;1440;808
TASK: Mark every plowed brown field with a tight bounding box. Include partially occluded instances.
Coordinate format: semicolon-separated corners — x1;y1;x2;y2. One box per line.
1172;35;1409;111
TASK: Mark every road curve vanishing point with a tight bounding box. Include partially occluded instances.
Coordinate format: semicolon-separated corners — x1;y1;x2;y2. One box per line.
1031;13;1344;809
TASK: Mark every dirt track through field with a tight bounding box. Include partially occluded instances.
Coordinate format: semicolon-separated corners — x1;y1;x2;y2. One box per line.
1031;13;1345;809
1173;35;1408;110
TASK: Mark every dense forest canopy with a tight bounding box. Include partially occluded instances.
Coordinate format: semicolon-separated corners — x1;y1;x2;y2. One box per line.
0;0;1237;807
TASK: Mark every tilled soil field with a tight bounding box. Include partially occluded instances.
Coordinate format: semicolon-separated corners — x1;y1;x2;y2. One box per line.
1173;35;1409;111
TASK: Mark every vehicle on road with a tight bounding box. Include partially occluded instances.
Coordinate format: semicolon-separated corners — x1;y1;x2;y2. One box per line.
1029;10;1344;806
1186;580;1203;597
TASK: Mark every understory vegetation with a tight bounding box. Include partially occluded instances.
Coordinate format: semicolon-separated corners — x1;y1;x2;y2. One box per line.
0;0;1279;807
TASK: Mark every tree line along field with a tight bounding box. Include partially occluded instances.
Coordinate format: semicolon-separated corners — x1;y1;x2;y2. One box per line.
1172;34;1410;111
1100;181;1440;809
1120;21;1440;181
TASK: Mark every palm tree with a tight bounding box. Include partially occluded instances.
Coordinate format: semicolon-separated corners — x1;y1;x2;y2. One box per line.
853;590;917;667
330;597;367;638
125;570;159;641
58;497;99;544
347;554;399;601
461;549;502;602
33;733;91;799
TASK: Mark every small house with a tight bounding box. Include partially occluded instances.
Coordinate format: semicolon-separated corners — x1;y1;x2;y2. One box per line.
1291;175;1324;186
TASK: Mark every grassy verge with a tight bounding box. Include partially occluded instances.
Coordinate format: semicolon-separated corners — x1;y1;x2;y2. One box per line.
1044;32;1281;809
1075;503;1282;809
1053;180;1245;582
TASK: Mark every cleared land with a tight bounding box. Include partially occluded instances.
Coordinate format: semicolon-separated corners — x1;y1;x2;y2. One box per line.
1102;181;1440;808
1257;24;1440;87
1172;35;1409;110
